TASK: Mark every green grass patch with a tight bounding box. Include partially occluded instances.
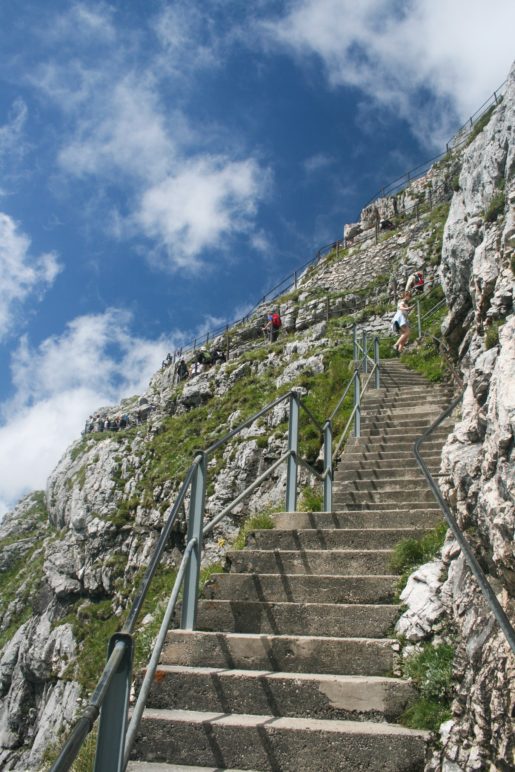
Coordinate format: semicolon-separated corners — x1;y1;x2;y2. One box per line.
484;319;506;350
400;643;454;731
484;190;505;223
233;512;275;550
390;521;447;596
466;104;495;146
199;562;224;592
298;486;324;512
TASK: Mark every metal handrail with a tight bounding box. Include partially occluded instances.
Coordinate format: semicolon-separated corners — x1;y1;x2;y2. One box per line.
332;364;378;462
203;451;290;536
123;536;198;765
204;391;290;455
414;395;515;654
122;459;199;635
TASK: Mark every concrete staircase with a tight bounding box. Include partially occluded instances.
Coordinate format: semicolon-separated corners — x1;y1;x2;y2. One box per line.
128;361;453;772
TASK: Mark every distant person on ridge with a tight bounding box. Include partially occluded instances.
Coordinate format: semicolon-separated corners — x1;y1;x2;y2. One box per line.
263;309;282;342
405;269;425;295
392;292;414;354
176;358;189;381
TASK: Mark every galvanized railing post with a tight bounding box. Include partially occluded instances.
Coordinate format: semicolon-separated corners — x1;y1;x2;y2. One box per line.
353;369;361;437
353;324;357;361
374;337;380;389
362;330;368;373
181;453;207;630
323;420;332;512
416;299;422;339
94;634;133;772
286;391;300;512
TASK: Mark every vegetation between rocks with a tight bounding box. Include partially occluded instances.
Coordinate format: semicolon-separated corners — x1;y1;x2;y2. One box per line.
390;521;448;596
400;642;454;731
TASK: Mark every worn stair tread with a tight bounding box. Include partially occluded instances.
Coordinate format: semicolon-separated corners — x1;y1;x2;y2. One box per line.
196;599;400;637
204;572;398;604
133;710;428;770
162;630;397;675
147;666;418;720
128;763;254;772
139;708;428;737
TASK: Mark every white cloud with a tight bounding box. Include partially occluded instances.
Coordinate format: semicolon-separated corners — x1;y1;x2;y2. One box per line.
136;157;269;270
0;99;29;178
303;153;334;175
0;213;62;340
43;1;116;46
57;74;174;183
262;0;515;147
152;3;220;75
0;309;179;516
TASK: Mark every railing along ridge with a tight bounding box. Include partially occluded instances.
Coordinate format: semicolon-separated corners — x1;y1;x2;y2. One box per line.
362;78;507;209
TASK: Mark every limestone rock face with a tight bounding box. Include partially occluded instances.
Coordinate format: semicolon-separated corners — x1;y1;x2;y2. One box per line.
398;62;515;771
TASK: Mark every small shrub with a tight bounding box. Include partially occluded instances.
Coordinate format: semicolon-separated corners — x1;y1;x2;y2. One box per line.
484;319;505;350
484;190;505;223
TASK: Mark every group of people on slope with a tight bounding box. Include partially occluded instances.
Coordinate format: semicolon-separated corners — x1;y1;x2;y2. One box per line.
174;309;282;384
175;346;228;382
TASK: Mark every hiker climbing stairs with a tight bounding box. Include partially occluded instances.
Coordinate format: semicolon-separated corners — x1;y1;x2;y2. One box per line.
128;360;454;772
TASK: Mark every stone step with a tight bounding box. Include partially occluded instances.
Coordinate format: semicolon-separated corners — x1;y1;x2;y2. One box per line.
334;479;435;493
131;708;428;771
250;527;430;550
162;630;397;676
225;549;393;576
354;426;449;441
362;394;451;407
336;501;436;511
339;448;442;462
337;467;428;481
196;600;399;638
273;510;443;529
359;415;451;429
204;572;398;604
333;490;436;505
343;437;446;452
338;452;442;468
145;666;418;723
336;460;436;473
128;763;252;772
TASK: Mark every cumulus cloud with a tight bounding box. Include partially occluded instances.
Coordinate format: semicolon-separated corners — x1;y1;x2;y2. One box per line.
261;0;515;147
57;74;174;183
0;309;179;516
54;71;268;270
0;213;62;340
136;157;269;269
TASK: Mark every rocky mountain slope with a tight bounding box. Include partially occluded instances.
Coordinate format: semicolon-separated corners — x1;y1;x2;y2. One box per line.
0;63;513;771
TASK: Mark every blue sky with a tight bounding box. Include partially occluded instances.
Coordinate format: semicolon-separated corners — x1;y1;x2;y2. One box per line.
0;0;514;515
